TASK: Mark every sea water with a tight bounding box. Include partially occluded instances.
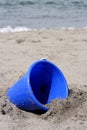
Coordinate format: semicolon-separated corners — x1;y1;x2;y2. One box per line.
0;0;87;32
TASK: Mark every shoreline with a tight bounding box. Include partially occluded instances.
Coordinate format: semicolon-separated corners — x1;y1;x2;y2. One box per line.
0;26;87;33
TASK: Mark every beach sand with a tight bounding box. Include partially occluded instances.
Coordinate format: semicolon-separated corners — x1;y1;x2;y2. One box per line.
0;28;87;130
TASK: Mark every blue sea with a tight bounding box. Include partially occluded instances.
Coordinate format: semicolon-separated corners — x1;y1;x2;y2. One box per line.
0;0;87;32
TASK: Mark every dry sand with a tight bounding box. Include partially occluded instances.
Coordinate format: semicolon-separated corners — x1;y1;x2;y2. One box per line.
0;28;87;130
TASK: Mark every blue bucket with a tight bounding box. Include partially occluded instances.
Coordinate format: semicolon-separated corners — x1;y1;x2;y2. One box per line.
6;59;68;112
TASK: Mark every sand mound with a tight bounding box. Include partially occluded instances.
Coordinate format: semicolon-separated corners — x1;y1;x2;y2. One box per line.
0;84;87;130
41;85;87;123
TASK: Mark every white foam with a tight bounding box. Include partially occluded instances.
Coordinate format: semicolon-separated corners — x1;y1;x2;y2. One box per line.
0;26;87;33
0;26;37;33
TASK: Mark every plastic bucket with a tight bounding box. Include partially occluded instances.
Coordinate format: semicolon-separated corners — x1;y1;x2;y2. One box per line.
6;59;68;112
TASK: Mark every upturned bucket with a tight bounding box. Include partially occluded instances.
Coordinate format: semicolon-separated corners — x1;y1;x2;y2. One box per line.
6;59;68;112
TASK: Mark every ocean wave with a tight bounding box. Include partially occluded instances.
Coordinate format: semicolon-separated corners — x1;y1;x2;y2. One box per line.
0;1;37;7
0;26;37;33
0;2;16;6
44;1;87;9
45;1;57;5
0;0;87;8
0;26;87;33
19;1;36;6
71;1;87;8
0;1;58;7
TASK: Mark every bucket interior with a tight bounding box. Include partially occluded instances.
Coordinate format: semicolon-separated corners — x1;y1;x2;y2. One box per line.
30;62;53;104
